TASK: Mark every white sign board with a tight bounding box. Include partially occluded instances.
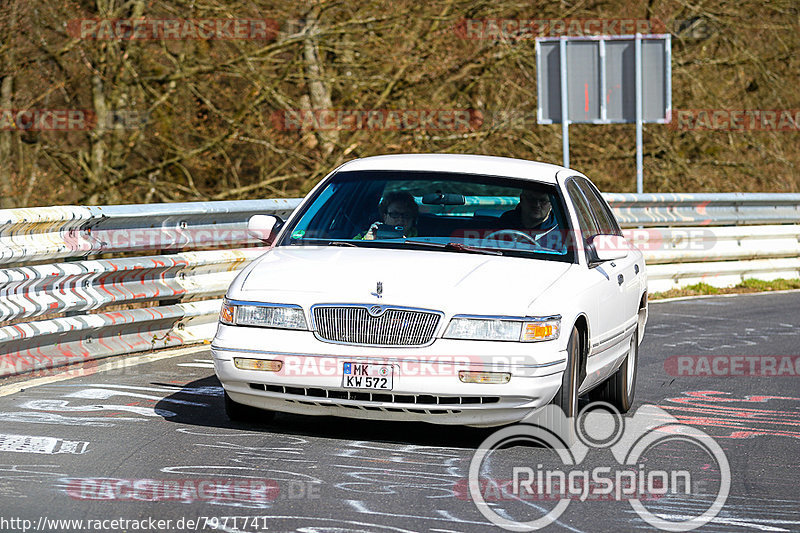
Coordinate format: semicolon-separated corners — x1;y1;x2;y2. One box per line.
536;34;671;192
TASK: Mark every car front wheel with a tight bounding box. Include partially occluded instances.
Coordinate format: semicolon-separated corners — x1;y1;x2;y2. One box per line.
591;328;638;413
545;326;581;444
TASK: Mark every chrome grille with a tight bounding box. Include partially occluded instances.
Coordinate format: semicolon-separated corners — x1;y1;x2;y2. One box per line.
312;305;441;346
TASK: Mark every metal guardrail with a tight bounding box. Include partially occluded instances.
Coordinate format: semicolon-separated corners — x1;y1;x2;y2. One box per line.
628;225;800;292
605;192;800;226
0;199;300;377
0;199;299;264
1;193;798;377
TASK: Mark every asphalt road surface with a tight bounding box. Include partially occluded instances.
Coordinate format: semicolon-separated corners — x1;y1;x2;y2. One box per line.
1;292;799;533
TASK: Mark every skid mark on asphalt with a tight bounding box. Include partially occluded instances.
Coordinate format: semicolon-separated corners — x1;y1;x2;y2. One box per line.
0;464;64;479
660;391;800;439
346;500;490;528
19;399;175;418
195;439;315;464
333;441;463;498
176;359;215;369
175;428;256;437
649;323;798;351
9;384;225;425
0;411;140;427
0;464;64;499
660;312;729;321
153;465;322;510
73;383;223;396
623;494;800;532
64;388;208;407
161;465;323;486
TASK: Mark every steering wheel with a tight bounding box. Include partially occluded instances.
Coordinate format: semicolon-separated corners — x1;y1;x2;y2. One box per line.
484;229;539;245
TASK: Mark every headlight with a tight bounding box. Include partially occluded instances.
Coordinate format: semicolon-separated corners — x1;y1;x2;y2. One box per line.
220;300;308;330
444;315;560;342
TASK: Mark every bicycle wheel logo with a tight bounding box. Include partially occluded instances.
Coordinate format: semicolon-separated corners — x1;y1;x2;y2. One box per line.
468;403;730;532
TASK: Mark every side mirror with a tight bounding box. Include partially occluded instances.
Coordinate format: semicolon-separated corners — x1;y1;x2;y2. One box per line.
247;214;284;244
587;234;628;266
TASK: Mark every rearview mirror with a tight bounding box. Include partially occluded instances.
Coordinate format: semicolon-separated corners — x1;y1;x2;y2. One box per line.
247;214;284;243
421;192;466;205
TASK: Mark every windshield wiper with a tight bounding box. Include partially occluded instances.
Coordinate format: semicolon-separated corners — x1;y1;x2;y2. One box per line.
289;238;359;247
402;240;503;256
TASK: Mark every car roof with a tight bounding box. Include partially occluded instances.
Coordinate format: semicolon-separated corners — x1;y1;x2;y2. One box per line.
336;154;567;185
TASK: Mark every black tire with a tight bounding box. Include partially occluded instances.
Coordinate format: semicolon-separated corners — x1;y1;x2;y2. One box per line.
224;391;275;423
591;328;638;413
546;326;581;445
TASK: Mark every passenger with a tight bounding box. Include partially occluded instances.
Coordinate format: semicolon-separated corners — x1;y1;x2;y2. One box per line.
500;189;557;230
358;191;419;240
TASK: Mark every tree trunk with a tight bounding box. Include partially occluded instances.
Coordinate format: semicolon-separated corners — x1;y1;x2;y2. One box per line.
303;9;338;157
0;0;18;208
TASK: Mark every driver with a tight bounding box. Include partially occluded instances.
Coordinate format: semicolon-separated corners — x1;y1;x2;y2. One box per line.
358;191;419;240
500;189;557;230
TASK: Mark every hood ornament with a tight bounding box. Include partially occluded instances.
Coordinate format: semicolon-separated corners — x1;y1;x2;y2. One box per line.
371;281;383;299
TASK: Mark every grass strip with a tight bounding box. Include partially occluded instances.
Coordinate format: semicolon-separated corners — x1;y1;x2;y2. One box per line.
650;278;800;300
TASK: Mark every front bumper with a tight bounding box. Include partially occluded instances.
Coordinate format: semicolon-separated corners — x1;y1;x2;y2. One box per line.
212;324;567;427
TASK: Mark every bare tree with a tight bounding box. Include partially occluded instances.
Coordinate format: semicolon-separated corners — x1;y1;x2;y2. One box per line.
0;0;797;207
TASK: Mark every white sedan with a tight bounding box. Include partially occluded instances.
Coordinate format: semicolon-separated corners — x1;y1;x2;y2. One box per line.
212;154;647;427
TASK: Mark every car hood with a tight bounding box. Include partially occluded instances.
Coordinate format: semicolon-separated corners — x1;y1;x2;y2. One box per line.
235;246;572;316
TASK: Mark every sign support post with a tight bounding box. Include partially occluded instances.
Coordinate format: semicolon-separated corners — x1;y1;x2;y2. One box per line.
559;38;570;168
536;34;671;193
635;33;644;194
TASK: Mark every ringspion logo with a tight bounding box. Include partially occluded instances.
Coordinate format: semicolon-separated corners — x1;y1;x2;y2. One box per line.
469;404;730;531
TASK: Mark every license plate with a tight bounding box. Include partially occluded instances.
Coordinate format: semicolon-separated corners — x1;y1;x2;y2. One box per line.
341;362;393;390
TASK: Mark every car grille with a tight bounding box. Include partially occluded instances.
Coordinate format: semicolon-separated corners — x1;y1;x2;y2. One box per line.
312;305;441;346
249;383;501;413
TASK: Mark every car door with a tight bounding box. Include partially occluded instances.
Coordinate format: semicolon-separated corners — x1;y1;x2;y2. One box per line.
564;178;630;388
576;177;641;330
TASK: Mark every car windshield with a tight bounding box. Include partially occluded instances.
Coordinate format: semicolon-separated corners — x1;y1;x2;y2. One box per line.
278;170;575;262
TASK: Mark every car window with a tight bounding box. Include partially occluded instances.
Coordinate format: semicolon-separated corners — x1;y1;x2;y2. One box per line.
279;170;576;263
566;179;599;242
576;177;622;236
591;180;623;236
